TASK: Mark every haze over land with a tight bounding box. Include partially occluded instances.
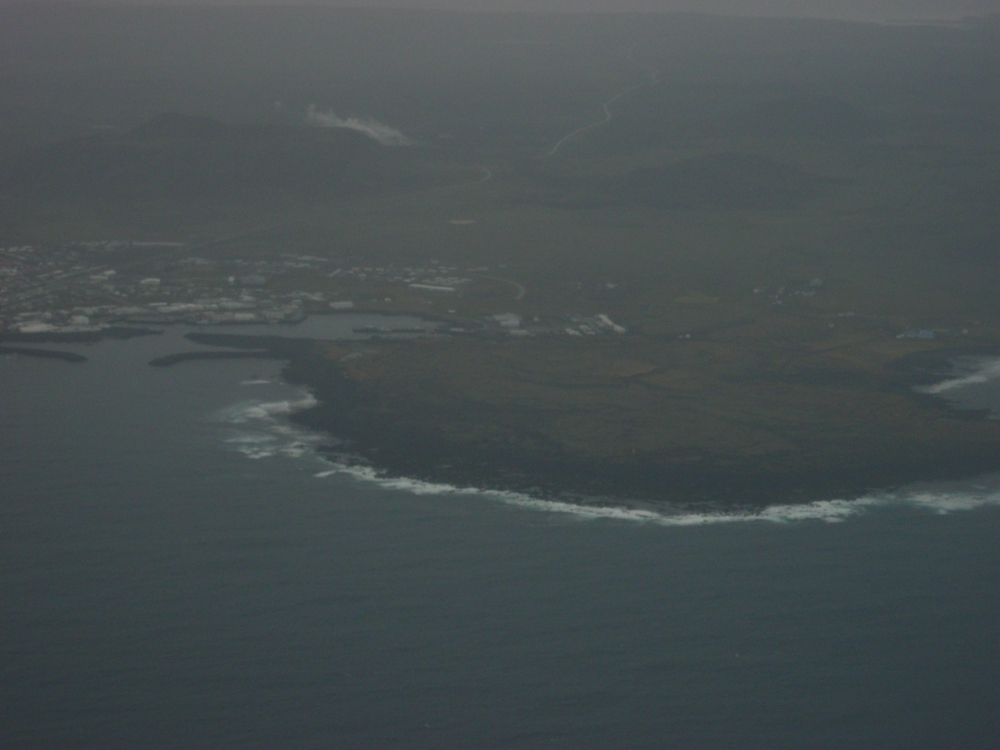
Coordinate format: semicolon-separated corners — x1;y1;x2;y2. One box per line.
3;4;1000;506
7;8;1000;750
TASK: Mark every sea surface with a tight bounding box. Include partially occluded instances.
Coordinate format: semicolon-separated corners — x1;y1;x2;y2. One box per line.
3;318;1000;749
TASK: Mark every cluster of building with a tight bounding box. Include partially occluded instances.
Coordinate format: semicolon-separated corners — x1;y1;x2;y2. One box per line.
6;295;312;332
1;240;632;340
488;312;627;337
563;313;627;336
1;241;515;329
0;243;331;332
327;261;486;294
753;277;825;306
1;244;80;292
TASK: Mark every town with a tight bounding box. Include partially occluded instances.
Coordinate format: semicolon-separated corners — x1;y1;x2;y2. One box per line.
0;241;631;338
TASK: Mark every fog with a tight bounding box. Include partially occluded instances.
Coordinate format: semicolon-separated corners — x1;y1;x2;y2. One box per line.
2;2;998;157
7;0;992;22
4;3;1000;747
320;0;996;22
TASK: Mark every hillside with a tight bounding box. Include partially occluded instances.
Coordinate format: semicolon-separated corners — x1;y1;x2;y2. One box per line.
0;114;467;233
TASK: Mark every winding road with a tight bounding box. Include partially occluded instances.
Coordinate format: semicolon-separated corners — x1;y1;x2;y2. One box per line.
539;42;656;159
538;83;644;159
474;274;527;301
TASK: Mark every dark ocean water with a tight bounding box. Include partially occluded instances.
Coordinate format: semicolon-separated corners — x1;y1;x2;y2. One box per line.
3;321;1000;749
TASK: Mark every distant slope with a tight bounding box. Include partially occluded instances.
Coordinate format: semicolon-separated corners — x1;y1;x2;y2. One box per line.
623;152;828;210
710;96;879;142
0;114;446;208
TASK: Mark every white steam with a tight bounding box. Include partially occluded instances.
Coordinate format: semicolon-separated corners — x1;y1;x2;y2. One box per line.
916;358;1000;395
305;105;414;146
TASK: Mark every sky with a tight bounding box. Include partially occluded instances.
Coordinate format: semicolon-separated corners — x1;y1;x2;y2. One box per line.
354;0;997;21
11;0;996;23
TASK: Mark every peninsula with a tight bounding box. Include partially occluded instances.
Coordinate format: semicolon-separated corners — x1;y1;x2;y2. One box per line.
4;8;1000;507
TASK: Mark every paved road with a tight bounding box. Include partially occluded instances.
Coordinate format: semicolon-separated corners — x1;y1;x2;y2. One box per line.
538;84;643;159
539;43;657;159
476;274;527;301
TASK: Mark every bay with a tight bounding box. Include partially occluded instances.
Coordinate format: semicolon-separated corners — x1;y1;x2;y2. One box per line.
2;323;999;749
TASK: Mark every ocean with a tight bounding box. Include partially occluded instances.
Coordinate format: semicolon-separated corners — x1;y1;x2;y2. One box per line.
3;319;1000;749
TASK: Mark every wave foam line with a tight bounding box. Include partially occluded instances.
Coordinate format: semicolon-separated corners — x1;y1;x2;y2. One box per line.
215;393;318;424
314;462;1000;525
215;390;329;460
216;391;1000;524
224;427;324;460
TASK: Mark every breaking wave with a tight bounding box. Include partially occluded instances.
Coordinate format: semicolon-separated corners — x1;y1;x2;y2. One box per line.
214;387;1000;525
214;392;327;459
313;461;1000;526
305;105;414;146
215;393;317;424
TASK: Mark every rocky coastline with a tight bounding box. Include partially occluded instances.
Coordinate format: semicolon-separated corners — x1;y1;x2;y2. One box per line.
174;331;1000;510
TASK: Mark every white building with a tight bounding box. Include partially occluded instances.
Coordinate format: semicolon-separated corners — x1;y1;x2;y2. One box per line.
493;313;521;328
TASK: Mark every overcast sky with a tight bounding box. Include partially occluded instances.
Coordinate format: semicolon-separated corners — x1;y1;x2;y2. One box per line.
358;0;995;20
12;0;994;23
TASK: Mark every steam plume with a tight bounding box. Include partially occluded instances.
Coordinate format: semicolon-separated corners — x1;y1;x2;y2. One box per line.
306;105;414;146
